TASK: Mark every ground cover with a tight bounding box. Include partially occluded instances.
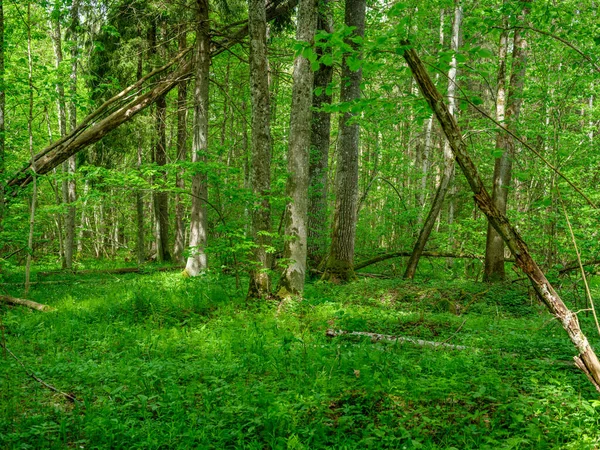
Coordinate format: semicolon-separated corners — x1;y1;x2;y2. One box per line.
2;268;600;449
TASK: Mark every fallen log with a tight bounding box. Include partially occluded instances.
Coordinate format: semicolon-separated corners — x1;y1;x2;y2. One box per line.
326;329;467;350
402;41;600;392
37;265;184;278
354;251;513;271
0;295;52;311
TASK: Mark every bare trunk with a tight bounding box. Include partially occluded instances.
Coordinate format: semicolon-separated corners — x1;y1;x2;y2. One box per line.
307;0;333;268
276;0;317;297
0;0;4;223
174;27;188;263
63;0;79;269
404;2;461;280
484;5;529;282
321;0;366;283
25;2;36;295
136;141;145;264
247;0;273;298
403;40;600;393
185;0;210;277
153;92;170;262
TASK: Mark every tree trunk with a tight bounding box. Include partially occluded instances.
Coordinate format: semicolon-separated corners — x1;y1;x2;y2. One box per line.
24;2;36;296
63;0;79;269
174;27;188;264
185;0;210;277
276;0;317;298
321;0;366;283
48;9;68;268
404;2;461;280
307;0;333;268
247;0;273;298
484;4;529;282
402;41;600;393
0;0;4;223
153;92;171;262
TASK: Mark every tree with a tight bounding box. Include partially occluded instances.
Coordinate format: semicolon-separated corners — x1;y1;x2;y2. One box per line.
484;1;530;282
173;26;188;264
321;0;366;283
307;0;333;268
247;0;273;298
404;1;462;280
185;0;210;277
63;0;79;269
276;0;317;297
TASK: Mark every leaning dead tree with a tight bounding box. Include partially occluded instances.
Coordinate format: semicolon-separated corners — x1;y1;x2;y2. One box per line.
6;0;298;193
402;41;600;392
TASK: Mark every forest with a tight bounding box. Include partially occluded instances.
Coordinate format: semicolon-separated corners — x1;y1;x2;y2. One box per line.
1;0;600;447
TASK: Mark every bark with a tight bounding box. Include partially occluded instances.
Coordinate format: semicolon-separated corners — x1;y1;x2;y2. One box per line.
0;295;52;312
247;0;273;298
174;27;188;264
276;0;317;298
153;92;171;262
321;0;366;283
185;0;210;277
0;0;4;223
484;5;529;282
402;41;600;392
48;10;68;268
6;0;299;192
404;2;461;280
63;0;79;269
307;0;333;267
24;2;36;296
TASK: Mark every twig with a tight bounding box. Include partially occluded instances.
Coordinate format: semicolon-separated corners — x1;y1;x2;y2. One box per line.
0;342;79;403
440;318;467;345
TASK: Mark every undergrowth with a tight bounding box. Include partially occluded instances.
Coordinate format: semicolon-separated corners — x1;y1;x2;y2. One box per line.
1;268;600;449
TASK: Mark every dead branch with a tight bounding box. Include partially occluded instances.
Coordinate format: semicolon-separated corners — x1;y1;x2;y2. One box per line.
0;295;53;311
1;342;78;403
326;329;468;350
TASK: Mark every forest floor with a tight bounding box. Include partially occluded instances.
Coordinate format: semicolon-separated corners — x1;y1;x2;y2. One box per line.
2;263;600;449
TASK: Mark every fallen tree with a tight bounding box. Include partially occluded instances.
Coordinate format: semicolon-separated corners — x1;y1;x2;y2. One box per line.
354;251;513;271
37;265;184;278
0;295;52;311
402;41;600;392
6;0;299;192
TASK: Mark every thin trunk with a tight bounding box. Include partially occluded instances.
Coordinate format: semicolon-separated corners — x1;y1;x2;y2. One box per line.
48;9;68;268
63;0;79;269
0;0;5;223
135;39;145;265
404;2;462;280
307;0;333;267
174;27;188;263
247;0;273;298
484;3;530;282
153;92;170;262
25;2;36;295
136;141;145;264
276;0;317;297
185;0;210;276
403;40;600;394
321;0;366;283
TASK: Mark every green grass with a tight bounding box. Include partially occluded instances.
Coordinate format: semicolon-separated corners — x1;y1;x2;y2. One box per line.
2;269;600;449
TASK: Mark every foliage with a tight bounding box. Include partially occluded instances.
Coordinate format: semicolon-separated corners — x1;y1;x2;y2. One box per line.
2;270;600;448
